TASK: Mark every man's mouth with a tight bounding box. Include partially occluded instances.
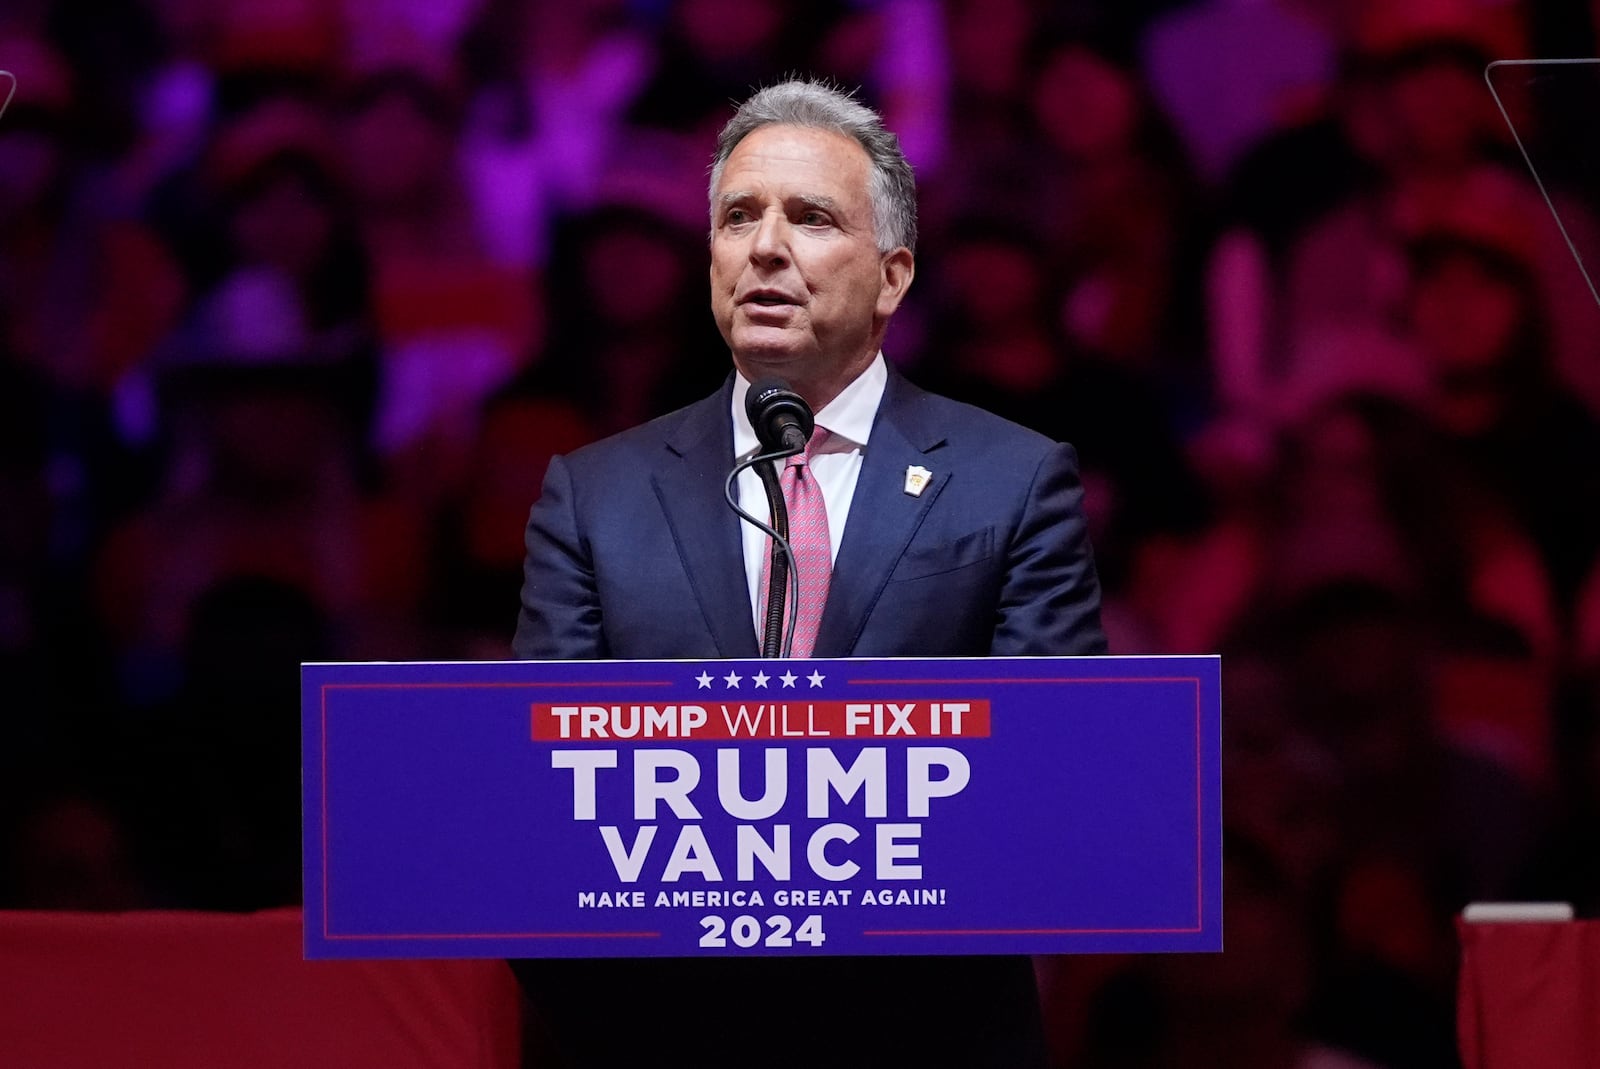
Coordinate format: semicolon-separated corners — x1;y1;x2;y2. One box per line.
742;290;799;306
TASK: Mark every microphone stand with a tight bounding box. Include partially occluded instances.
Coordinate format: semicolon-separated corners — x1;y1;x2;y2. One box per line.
724;446;803;658
754;459;789;658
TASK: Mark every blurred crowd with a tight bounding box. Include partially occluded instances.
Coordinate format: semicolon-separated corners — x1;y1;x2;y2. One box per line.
4;0;1600;1066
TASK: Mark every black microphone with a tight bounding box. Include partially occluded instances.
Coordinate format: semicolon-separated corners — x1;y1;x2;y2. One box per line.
745;378;814;455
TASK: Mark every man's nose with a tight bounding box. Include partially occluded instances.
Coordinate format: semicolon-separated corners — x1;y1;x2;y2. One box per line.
749;210;789;268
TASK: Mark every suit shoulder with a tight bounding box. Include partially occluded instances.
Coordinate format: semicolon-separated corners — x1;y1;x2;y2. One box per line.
898;380;1065;459
556;391;726;476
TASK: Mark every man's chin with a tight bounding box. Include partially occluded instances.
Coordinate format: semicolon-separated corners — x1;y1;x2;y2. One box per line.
729;334;815;374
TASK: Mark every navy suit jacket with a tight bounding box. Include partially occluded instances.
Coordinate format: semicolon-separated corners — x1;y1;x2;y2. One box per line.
510;368;1106;1068
514;366;1105;661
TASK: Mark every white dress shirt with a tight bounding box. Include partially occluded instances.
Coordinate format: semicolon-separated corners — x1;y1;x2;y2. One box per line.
732;354;887;634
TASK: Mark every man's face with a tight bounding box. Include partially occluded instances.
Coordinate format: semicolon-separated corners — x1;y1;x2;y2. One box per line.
710;124;912;403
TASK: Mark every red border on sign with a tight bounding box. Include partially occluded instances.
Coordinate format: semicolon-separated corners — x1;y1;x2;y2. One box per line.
315;673;1212;945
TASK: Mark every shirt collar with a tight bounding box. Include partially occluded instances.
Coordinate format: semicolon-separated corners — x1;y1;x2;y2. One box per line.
732;353;887;458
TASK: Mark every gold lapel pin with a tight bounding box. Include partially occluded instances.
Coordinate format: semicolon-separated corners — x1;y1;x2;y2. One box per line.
903;465;932;497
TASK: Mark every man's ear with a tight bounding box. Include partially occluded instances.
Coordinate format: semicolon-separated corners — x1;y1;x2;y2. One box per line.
877;247;915;318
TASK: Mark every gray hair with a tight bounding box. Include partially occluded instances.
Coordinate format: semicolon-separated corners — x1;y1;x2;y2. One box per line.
708;79;917;254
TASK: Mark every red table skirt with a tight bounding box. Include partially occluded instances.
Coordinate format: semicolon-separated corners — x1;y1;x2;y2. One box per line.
0;908;522;1069
1457;918;1600;1068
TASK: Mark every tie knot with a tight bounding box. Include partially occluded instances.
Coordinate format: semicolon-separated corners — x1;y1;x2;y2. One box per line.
788;426;829;468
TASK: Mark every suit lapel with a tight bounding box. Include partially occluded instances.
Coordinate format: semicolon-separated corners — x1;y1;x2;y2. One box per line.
651;381;761;659
813;371;948;658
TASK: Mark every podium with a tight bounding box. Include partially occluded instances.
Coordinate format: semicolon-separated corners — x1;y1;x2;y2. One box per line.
1458;912;1600;1068
302;655;1221;961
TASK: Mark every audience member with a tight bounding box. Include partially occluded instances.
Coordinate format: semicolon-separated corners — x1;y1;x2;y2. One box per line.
1028;33;1210;385
341;60;537;495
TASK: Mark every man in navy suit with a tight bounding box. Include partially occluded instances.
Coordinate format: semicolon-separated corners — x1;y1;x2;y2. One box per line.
514;80;1105;1067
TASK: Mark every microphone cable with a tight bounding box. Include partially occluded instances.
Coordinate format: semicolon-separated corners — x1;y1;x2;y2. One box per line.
724;445;804;658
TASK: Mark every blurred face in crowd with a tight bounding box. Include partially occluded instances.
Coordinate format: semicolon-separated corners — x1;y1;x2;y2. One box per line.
945;236;1043;327
945;0;1033;101
940;235;1056;389
229;162;335;280
343;84;453;210
204;391;345;498
1409;246;1532;433
1409;250;1525;377
710;124;913;407
585;227;686;331
1384;55;1492;171
1032;45;1139;162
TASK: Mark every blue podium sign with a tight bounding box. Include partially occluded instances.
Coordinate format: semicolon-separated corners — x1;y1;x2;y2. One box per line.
302;656;1221;959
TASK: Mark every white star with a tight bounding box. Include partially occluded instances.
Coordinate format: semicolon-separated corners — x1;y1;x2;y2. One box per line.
723;670;742;688
752;671;770;688
780;671;798;688
696;671;713;689
807;670;825;688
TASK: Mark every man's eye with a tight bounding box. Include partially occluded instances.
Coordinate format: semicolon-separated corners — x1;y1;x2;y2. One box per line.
725;209;750;224
800;211;828;226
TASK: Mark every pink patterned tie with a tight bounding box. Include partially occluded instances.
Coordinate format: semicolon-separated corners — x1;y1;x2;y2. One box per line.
758;427;832;658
